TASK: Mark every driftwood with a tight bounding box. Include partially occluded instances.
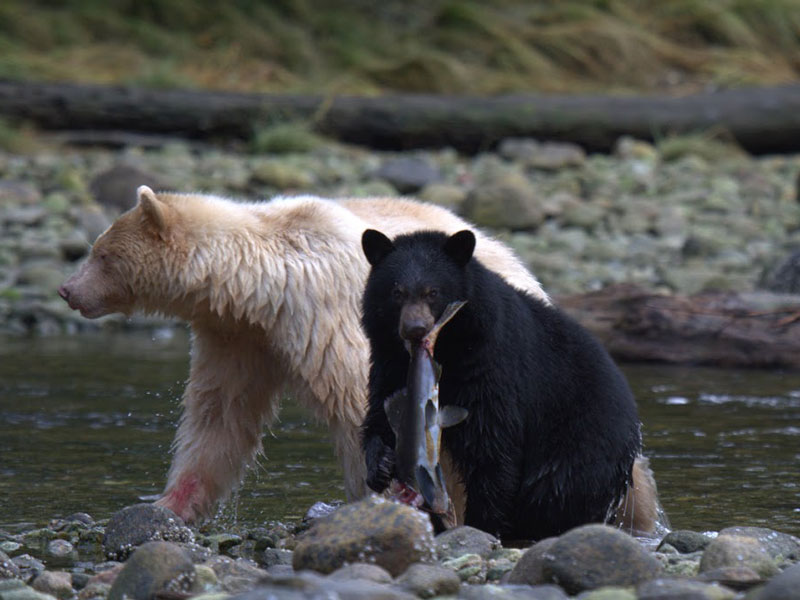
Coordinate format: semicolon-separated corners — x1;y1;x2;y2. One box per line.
558;285;800;369
3;80;800;153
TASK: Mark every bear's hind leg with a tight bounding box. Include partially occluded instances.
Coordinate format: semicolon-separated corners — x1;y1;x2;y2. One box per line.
613;456;668;536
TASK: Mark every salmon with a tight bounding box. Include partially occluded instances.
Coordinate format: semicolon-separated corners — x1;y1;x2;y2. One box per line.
384;301;469;526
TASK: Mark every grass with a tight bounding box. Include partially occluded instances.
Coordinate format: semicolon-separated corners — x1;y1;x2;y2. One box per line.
1;1;799;95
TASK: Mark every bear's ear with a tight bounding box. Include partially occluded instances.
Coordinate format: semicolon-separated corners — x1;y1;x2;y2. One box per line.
137;185;169;235
362;229;395;266
444;230;475;267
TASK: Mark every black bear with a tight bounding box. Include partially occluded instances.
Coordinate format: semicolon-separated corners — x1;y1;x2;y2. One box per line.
360;228;660;540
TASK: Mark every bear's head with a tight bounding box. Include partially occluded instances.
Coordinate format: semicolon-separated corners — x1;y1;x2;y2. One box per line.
361;228;475;344
59;186;188;319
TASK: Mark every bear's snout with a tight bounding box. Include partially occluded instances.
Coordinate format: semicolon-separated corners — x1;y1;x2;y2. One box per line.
399;302;435;342
57;284;70;302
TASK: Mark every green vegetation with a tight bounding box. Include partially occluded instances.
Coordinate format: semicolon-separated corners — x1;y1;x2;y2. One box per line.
1;1;800;94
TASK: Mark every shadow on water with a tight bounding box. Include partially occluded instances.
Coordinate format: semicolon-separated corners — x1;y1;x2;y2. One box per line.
1;333;798;536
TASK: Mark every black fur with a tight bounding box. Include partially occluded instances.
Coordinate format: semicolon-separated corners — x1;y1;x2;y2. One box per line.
360;229;642;540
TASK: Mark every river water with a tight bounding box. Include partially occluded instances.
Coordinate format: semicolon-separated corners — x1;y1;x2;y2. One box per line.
1;331;799;536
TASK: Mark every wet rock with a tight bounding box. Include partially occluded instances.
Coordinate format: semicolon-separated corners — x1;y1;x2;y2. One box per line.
205;533;242;555
576;588;637;600
258;548;293;569
436;526;500;560
45;540;74;560
292;495;434;577
637;578;735;599
395;563;460;598
506;538;557;586
241;570;416;600
462;173;544;230
108;541;195;600
695;565;763;591
89;164;165;214
103;503;192;560
375;157;441;194
31;571;72;599
191;564;218;594
540;525;662;594
246;528;277;552
656;551;702;577
486;549;522;582
328;563;392;584
0;583;57;600
717;527;800;563
498;138;586;170
441;553;486;583
302;501;341;523
11;556;44;584
699;535;779;579
749;562;800;600
0;551;21;580
203;556;266;593
658;531;712;554
458;583;568;600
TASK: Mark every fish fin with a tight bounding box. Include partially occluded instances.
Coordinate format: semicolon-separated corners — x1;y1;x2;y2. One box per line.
383;389;407;437
415;464;437;509
438;405;468;428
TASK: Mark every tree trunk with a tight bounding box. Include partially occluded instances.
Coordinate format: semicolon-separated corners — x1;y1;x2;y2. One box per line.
558;285;800;369
3;80;800;153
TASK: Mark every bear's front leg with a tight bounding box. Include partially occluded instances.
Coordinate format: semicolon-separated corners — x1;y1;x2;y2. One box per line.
156;329;282;522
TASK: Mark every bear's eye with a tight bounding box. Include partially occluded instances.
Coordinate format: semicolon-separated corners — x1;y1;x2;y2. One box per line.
426;289;438;300
391;287;406;302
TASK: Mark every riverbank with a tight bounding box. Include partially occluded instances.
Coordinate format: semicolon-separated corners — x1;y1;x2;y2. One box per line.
1;500;799;600
1;133;799;335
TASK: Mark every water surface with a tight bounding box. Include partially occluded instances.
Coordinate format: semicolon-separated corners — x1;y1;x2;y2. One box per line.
1;333;798;536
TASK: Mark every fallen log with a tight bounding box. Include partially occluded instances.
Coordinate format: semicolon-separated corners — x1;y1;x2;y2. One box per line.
3;80;800;153
557;285;800;370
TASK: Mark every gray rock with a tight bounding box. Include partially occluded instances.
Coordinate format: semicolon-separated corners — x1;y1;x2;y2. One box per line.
240;570;417;600
302;501;341;523
103;503;192;560
0;181;41;206
74;205;111;244
498;138;585;170
699;535;779;579
203;556;266;594
108;541;195;600
717;527;800;563
375;157;441;194
458;583;568;600
486;549;522;582
395;563;460;598
658;531;712;554
31;572;72;600
258;548;293;569
419;183;466;209
441;553;486;583
328;563;392;583
89;164;165;214
637;578;736;599
462;174;544;230
292;495;435;577
695;565;763;591
506;538;558;586
2;207;47;227
436;526;500;560
0;584;57;600
10;556;44;585
0;551;20;580
575;588;636;600
541;525;662;594
45;540;74;560
748;562;800;600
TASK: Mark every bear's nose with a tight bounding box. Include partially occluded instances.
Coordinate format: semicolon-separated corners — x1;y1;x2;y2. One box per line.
58;285;70;301
401;322;429;342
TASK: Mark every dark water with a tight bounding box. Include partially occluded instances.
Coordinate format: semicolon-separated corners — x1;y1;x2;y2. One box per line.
1;333;799;537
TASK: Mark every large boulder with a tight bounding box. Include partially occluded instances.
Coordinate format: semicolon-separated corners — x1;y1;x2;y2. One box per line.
103;504;192;560
292;495;435;577
107;541;195;600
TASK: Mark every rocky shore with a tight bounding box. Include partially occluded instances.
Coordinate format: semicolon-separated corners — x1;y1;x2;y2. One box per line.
1;134;800;335
1;498;799;600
